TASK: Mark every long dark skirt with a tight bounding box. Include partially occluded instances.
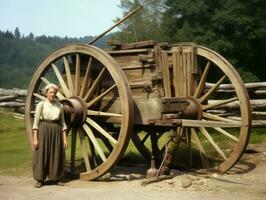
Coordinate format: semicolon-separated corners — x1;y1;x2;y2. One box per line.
33;120;65;181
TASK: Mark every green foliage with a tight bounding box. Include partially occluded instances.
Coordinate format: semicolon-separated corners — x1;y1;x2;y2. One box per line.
112;0;167;42
113;0;265;81
162;0;266;81
0;29;111;88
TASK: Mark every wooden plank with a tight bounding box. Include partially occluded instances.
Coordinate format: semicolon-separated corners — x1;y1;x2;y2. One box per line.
108;49;150;54
161;51;171;97
182;119;245;127
172;51;179;97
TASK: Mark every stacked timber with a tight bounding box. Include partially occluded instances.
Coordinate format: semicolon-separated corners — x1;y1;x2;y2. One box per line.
0;88;26;113
205;82;266;127
1;83;266;127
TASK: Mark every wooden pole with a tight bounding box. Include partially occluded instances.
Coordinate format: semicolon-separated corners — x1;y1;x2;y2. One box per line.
88;6;143;45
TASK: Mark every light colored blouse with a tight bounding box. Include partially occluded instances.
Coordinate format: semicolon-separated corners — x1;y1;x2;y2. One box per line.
32;99;67;131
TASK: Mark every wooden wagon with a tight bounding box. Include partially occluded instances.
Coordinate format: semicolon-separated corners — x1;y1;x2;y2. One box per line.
24;8;251;181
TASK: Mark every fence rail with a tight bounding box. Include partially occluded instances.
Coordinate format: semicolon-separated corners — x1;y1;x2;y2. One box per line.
1;83;266;127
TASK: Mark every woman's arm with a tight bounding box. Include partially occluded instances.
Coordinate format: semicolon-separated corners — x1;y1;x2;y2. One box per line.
59;106;68;148
33;130;39;149
63;130;68;149
32;102;43;149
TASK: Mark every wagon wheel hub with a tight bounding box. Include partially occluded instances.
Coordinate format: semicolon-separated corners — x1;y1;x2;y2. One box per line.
61;96;87;127
184;96;202;120
160;96;202;120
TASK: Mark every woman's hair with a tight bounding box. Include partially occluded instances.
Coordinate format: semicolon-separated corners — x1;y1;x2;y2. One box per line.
42;83;59;96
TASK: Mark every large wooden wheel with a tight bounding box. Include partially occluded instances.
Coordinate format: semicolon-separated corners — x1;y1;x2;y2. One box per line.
132;44;251;173
25;44;133;180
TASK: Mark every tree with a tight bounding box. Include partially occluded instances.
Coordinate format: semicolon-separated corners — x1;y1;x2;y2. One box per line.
14;27;21;39
112;0;166;43
28;32;34;41
162;0;266;81
4;30;14;39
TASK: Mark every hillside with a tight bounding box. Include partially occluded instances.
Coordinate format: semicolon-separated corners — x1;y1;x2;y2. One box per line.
0;29;112;89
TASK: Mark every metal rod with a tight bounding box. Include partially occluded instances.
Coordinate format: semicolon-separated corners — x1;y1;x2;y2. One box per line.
88;6;143;45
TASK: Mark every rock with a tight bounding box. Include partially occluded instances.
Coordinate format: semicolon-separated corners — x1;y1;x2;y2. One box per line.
180;176;193;188
212;173;218;178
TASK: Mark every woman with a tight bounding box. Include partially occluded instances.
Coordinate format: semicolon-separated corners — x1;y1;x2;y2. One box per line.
32;84;68;188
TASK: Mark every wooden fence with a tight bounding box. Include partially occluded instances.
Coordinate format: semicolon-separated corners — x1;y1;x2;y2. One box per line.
1;83;266;127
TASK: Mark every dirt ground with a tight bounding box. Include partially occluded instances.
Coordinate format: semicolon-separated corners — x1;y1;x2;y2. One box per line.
1;142;266;200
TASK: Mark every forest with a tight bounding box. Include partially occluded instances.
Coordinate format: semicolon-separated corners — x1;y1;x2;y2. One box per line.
0;0;265;88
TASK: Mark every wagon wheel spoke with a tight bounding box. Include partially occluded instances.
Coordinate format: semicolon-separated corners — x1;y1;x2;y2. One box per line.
202;112;240;124
33;93;46;101
202;97;238;110
212;127;239;142
40;77;65;99
199;75;227;103
70;128;77;173
199;127;227;160
80;57;93;97
63;56;75;94
83;67;106;101
194;61;210;98
52;63;72;97
191;128;209;169
86;84;117;108
86;118;118;145
78;127;92;171
82;124;107;162
75;54;81;95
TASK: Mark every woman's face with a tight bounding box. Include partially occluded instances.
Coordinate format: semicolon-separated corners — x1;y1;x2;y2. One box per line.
46;87;57;101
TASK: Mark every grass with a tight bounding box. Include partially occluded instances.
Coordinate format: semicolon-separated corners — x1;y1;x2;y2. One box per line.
0;111;32;176
0;111;266;176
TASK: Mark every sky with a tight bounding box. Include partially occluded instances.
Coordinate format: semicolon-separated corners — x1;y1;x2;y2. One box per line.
0;0;123;38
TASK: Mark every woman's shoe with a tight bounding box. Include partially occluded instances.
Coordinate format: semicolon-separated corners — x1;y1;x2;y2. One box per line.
35;181;43;188
56;181;65;186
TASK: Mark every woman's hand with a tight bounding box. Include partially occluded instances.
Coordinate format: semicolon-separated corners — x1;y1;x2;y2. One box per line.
33;138;39;149
63;130;68;149
33;130;39;149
